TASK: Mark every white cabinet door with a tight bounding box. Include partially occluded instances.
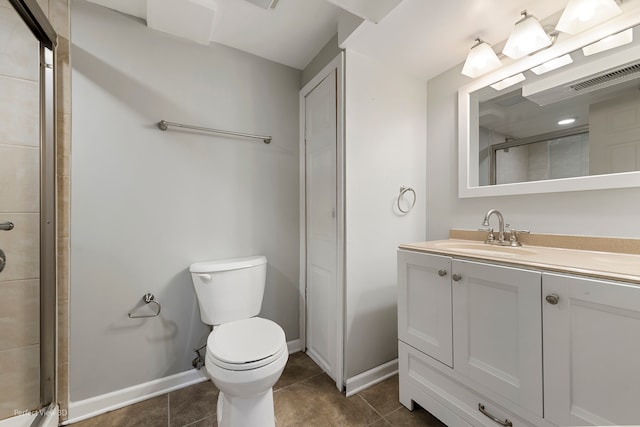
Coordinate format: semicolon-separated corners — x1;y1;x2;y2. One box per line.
398;250;453;367
452;260;542;417
543;273;640;426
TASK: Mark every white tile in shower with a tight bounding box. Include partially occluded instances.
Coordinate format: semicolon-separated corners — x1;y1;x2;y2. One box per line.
0;146;39;213
0;279;39;352
0;213;40;282
0;344;39;419
0;77;39;148
0;7;39;81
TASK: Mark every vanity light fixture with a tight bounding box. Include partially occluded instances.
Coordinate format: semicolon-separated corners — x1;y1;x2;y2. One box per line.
490;73;526;91
530;54;574;75
582;27;633;55
556;0;622;35
558;117;577;125
461;38;502;78
503;10;552;59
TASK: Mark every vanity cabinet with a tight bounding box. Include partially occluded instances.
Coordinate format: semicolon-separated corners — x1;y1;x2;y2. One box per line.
543;272;640;426
398;248;640;427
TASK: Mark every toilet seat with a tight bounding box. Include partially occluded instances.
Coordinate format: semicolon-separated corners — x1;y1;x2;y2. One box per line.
207;317;286;371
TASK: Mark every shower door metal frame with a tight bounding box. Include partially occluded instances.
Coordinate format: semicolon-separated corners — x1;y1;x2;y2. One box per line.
8;0;58;410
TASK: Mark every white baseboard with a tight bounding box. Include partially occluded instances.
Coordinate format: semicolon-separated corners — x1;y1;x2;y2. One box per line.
65;369;208;425
345;359;398;397
287;338;303;354
65;339;303;424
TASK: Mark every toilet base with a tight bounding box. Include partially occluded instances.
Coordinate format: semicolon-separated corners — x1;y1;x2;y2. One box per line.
217;389;276;427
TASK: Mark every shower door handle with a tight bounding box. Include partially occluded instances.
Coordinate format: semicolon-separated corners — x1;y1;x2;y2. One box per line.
0;222;14;231
0;249;6;273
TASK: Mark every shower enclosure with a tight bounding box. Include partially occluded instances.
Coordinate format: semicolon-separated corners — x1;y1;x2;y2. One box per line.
0;0;57;426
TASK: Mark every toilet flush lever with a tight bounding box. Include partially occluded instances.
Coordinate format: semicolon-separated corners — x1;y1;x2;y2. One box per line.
197;274;211;280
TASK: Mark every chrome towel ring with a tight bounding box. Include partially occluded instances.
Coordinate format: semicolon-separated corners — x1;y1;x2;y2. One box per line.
397;186;416;214
128;293;162;318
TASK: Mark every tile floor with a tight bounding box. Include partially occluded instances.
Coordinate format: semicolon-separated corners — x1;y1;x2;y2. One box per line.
69;352;446;426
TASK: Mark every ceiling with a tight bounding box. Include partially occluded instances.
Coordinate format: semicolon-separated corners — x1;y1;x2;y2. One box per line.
86;0;574;80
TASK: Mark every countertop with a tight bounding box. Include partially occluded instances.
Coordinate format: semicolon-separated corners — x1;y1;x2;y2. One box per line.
400;239;640;285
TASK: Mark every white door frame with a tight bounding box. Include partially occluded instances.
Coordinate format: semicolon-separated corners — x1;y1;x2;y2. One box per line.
299;52;345;391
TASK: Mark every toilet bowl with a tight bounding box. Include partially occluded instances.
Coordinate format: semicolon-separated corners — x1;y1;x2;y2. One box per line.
189;256;288;427
205;317;288;427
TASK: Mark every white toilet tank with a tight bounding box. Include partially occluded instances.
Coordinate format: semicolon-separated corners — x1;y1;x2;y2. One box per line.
189;255;267;325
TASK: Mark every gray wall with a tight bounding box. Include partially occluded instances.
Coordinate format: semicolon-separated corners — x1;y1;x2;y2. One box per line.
426;64;640;240
70;0;301;400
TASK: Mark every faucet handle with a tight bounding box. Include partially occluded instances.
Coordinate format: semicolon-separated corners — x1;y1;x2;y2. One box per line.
478;227;495;242
505;226;530;246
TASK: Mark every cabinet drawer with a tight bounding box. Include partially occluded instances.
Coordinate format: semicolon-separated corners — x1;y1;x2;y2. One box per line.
399;341;542;427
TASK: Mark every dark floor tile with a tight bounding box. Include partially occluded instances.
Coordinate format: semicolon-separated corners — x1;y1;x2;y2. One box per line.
183;415;218;427
369;418;392;426
358;375;402;417
384;405;447;427
169;380;218;427
274;351;323;391
70;395;168;427
274;373;382;427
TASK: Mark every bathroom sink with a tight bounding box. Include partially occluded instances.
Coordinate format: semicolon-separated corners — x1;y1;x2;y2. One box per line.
429;241;538;258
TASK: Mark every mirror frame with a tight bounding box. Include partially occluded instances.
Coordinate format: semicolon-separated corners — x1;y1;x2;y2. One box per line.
459;6;640;198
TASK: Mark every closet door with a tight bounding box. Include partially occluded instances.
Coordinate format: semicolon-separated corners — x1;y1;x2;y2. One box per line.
303;66;339;383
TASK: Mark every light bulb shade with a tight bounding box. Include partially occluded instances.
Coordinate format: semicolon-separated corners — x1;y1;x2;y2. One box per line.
582;28;633;56
556;0;622;35
461;40;502;78
503;13;552;59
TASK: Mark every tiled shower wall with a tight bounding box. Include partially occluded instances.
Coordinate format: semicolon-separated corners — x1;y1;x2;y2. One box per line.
0;0;71;420
0;0;70;421
0;2;41;419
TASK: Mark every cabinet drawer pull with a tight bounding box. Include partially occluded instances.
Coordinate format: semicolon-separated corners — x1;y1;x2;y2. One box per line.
438;269;447;277
452;274;462;281
478;404;512;427
545;294;560;305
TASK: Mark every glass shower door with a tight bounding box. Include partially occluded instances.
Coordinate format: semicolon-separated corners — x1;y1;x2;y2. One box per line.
0;0;42;420
0;0;56;424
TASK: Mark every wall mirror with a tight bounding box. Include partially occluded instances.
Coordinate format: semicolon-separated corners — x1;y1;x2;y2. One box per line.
459;6;640;197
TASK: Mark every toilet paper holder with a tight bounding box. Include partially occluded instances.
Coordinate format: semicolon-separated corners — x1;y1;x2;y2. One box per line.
128;293;162;318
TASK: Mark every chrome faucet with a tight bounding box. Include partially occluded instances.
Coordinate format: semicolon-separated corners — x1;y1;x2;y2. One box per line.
481;209;530;246
482;209;506;243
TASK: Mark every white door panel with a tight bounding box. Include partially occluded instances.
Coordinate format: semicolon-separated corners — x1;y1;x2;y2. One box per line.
305;69;338;380
453;260;542;417
543;272;640;426
397;250;453;367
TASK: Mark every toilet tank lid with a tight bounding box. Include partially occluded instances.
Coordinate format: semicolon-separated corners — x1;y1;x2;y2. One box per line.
189;255;267;273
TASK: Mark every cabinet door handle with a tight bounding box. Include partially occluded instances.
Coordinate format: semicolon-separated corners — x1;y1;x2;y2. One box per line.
452;274;462;282
437;269;447;277
545;294;560;305
478;404;512;427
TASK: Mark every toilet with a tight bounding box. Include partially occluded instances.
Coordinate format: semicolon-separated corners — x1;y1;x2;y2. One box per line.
189;256;288;427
